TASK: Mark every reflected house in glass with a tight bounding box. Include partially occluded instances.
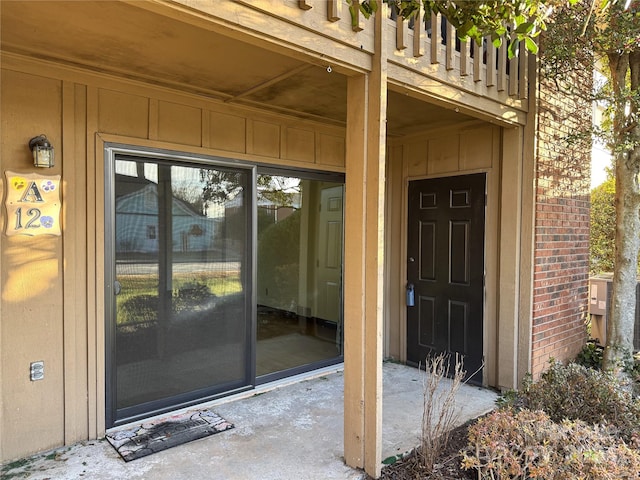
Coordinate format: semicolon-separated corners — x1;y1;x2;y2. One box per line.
115;175;217;255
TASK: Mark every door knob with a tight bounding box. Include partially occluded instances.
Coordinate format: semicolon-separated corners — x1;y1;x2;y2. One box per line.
408;257;415;263
114;280;122;296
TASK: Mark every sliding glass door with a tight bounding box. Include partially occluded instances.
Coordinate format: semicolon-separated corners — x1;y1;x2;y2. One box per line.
106;154;253;426
256;171;344;381
106;148;344;426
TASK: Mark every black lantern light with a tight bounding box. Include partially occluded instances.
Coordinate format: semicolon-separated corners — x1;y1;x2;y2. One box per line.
28;135;55;168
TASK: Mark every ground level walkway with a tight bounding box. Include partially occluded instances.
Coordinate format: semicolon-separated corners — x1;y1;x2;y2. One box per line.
1;362;497;480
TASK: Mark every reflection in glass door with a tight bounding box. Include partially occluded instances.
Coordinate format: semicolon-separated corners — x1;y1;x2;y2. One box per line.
106;155;252;426
256;173;344;380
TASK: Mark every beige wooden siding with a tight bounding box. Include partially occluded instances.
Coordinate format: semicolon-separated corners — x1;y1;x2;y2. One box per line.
0;69;65;460
208;111;246;153
98;89;150;138
402;126;494;178
285;127;315;163
248;120;281;158
62;82;90;446
318;133;346;167
460;127;495;171
427;134;460;175
0;56;346;462
92;72;348;172
92;77;345;169
157;101;202;146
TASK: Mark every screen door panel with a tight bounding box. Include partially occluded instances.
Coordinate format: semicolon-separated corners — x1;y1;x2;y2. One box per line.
109;157;251;425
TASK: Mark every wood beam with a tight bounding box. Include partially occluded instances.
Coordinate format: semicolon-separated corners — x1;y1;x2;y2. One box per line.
224;64;314;103
430;13;439;64
486;36;496;87
460;39;469;76
497;126;524;390
344;73;367;471
327;0;341;21
412;4;424;58
517;52;538;385
344;4;387;478
473;40;482;82
445;22;455;71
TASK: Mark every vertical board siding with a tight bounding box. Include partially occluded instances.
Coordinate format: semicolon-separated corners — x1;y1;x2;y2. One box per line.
0;70;65;460
91;87;347;169
157;101;202;146
317;133;345;167
427;134;459;174
209;111;246;153
98;90;149;138
406;140;429;177
285;127;316;163
249;120;281;158
459;127;494;170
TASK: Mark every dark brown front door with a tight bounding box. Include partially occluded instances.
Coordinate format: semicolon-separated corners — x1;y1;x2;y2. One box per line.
406;173;485;383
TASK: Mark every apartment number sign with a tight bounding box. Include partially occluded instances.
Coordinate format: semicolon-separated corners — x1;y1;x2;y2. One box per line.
5;171;61;236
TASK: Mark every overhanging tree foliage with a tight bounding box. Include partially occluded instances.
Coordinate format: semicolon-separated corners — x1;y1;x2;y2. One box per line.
590;174;616;274
359;0;640;378
530;0;639;378
355;0;553;54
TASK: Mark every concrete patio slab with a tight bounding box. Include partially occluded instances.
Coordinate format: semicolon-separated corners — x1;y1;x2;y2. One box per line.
1;363;497;480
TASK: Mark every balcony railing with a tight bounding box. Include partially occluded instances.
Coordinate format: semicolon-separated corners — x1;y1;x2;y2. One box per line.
389;6;528;101
296;0;528;102
231;0;528;106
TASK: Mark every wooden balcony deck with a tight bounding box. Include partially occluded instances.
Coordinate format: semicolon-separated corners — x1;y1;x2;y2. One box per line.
0;0;529;127
203;0;530;115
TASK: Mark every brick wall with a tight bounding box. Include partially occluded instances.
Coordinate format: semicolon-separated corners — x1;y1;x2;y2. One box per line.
531;75;591;378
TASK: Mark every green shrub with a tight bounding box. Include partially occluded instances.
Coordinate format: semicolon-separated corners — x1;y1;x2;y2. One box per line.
257;210;301;310
575;340;604;369
118;294;158;324
630;352;640;383
516;361;640;443
173;280;215;312
462;409;640;479
590;176;615;275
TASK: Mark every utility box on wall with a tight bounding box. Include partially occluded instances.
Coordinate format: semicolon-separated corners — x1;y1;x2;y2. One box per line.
589;276;613;344
588;275;640;351
589;277;610;316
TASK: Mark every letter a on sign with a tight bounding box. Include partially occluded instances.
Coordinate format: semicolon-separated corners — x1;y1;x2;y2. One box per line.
20;181;46;203
5;171;61;236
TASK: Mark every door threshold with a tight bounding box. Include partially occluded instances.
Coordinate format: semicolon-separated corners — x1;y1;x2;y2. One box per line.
208;363;345;409
107;363;345;432
106;363;345;433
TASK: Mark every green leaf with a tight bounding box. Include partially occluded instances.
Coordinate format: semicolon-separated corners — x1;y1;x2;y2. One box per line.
508;38;519;58
515;22;534;35
524;36;539;54
382;455;400;465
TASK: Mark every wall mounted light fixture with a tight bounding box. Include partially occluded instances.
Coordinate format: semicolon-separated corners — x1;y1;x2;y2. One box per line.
28;135;55;168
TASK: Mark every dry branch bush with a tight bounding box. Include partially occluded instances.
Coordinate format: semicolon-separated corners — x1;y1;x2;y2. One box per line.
419;353;465;473
519;361;640;444
462;409;640;480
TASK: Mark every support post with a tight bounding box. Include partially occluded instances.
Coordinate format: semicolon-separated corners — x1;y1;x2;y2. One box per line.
343;5;388;478
497;126;524;390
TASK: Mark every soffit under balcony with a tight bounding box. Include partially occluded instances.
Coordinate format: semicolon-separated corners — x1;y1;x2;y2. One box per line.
1;0;473;135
